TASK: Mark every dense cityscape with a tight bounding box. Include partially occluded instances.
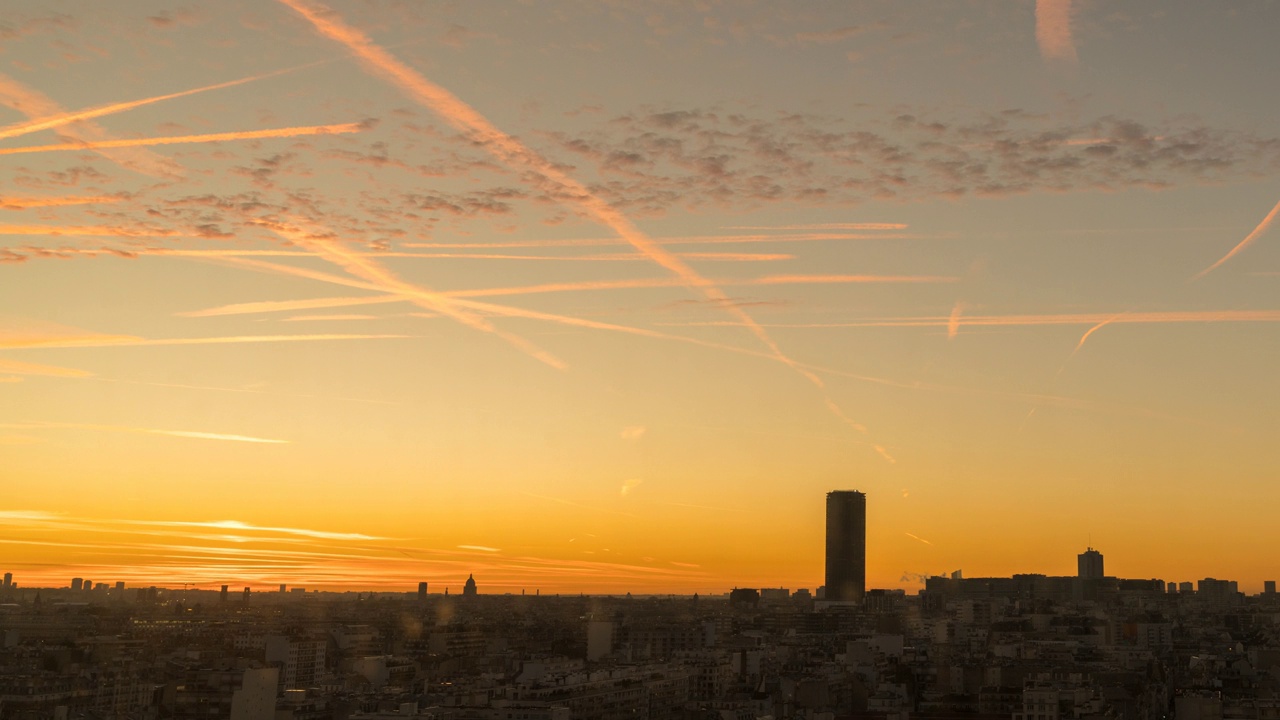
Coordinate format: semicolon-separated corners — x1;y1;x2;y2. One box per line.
2;491;1277;720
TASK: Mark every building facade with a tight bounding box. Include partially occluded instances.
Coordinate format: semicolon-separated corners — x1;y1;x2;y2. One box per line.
825;490;866;602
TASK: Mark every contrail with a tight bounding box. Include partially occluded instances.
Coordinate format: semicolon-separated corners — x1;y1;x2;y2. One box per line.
1194;197;1280;279
749;274;952;285
0;123;364;155
180;294;405;317
1044;310;1126;386
0;71;279;142
45;247;793;262
1050;311;1126;383
660;309;1280;328
724;223;908;231
177;273;955;318
1072;313;1124;353
947;302;964;339
401;231;925;248
0;72;182;177
1;421;287;444
197;253;853;374
904;532;933;546
92;376;400;406
0;332;413;350
258;219;566;369
1035;0;1077;63
275;0;831;392
0;196;121;209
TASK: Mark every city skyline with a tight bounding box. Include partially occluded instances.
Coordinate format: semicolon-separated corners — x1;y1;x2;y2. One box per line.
1;496;1271;598
3;1;1280;594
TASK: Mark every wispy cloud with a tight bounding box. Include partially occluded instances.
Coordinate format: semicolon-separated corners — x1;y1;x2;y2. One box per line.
2;510;709;593
519;492;638;519
0;421;288;444
153;430;287;444
0;331;413;350
0;123;365;156
1194;197;1280;279
619;426;646;441
90;376;399;406
620;478;644;496
792;26;870;46
0;195;121;209
0;510;61;521
1034;0;1077;64
129;519;379;540
545;108;1261;212
280;313;378;322
0;223;176;237
0;511;380;542
0;357;92;378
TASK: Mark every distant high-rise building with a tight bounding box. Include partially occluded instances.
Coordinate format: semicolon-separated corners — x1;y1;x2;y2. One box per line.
2;572;10;588
825;490;866;602
279;583;287;594
1266;581;1277;595
243;587;251;602
220;585;229;602
463;574;478;597
71;577;84;591
83;578;92;591
1078;547;1104;579
417;582;428;600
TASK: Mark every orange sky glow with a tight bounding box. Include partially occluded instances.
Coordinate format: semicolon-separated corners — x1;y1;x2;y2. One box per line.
2;1;1279;595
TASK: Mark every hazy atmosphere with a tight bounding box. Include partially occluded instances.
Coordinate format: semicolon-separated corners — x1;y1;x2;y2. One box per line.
2;0;1278;594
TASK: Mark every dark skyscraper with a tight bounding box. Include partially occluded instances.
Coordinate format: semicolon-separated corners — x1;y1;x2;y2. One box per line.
1078;547;1104;578
825;490;866;602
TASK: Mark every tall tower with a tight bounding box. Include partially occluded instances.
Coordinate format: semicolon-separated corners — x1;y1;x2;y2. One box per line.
1078;547;1104;578
825;490;866;602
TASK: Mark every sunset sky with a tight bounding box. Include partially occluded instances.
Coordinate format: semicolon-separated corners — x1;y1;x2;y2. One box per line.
2;1;1278;595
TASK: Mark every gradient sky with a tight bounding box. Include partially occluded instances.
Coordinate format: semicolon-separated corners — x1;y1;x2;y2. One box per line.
2;1;1278;595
